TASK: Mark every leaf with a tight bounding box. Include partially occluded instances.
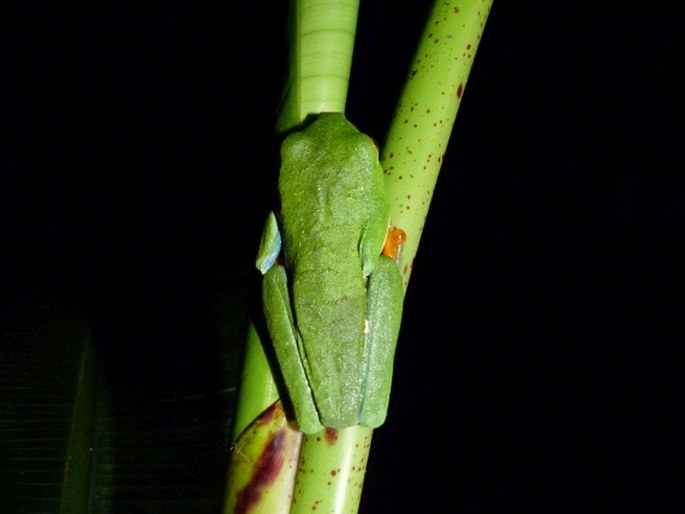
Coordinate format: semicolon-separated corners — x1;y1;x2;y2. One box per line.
224;400;302;514
0;302;94;513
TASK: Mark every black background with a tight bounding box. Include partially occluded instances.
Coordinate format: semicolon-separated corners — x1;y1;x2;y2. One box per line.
2;2;682;512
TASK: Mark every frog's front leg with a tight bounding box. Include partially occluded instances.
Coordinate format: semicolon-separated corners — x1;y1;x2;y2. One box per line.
359;256;404;428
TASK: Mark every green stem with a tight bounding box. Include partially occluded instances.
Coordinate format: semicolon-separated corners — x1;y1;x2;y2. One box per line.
230;323;279;440
292;427;372;513
382;0;494;288
277;0;361;132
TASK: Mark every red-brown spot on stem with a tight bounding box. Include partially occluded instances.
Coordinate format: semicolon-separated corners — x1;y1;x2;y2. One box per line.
324;428;339;444
457;83;464;99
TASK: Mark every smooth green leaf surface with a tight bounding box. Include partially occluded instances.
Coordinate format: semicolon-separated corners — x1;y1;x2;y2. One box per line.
1;304;94;513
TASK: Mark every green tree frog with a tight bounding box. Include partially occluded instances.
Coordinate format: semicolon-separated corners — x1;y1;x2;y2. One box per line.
256;113;404;434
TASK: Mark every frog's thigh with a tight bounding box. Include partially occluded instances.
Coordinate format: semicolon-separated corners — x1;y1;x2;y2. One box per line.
263;265;322;433
360;256;403;428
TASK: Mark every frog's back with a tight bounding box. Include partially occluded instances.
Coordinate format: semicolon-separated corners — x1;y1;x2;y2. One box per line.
277;114;387;426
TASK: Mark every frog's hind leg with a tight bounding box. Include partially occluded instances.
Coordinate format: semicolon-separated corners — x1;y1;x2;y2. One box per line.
263;265;323;434
359;256;404;428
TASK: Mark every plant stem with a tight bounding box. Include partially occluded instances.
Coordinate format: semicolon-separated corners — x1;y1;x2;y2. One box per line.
277;0;361;133
291;427;372;513
230;323;280;440
382;0;494;288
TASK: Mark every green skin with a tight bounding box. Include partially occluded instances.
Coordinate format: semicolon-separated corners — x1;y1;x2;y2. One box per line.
256;113;403;434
